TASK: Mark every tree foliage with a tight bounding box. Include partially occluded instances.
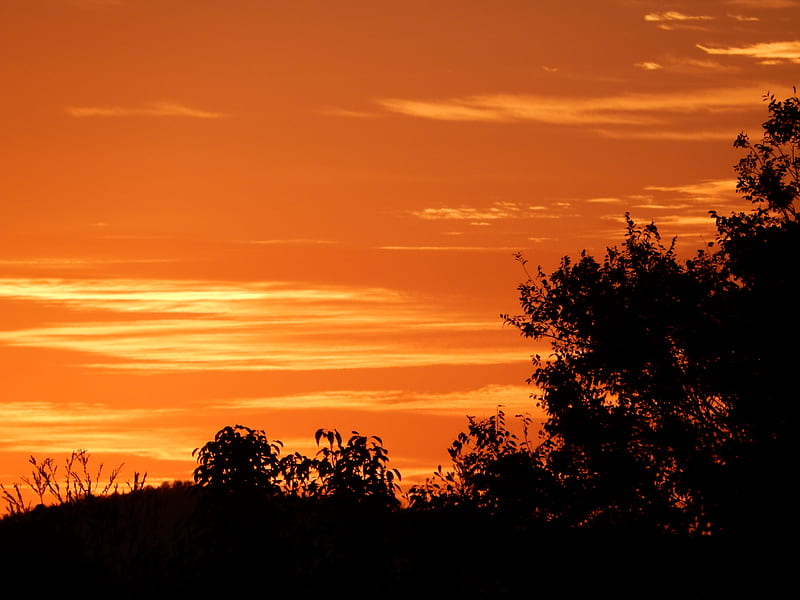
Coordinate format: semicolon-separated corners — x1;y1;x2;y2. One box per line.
314;429;401;504
494;90;799;534
408;409;558;517
732;90;799;217
193;425;283;493
193;424;401;505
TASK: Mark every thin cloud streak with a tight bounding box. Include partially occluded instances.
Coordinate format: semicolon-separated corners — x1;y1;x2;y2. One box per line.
643;11;714;31
378;246;524;252
644;12;714;22
66;102;226;119
644;56;739;74
217;384;543;418
586;197;624;204
635;62;663;70
728;14;760;22
376;87;772;128
0;402;191;461
0;402;184;425
0;278;524;372
410;203;546;222
697;41;800;63
379;99;509;122
0;320;524;372
0;258;177;269
0;278;406;316
645;179;739;200
647;215;720;227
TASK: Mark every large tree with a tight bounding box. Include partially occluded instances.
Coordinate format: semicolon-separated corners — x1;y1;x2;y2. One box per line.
503;91;799;535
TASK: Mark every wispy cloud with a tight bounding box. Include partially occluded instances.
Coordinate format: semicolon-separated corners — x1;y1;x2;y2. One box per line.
586;197;625;204
376;86;769;129
0;278;524;372
653;55;739;73
593;179;739;213
66;102;226;119
217;384;542;418
0;402;191;461
727;13;760;22
644;11;714;22
635;62;663;70
409;202;547;223
642;214;720;227
378;246;523;252
0;257;177;270
644;11;714;30
586;178;742;244
379;99;510;123
644;178;738;201
630;53;741;76
697;41;800;63
624;178;740;234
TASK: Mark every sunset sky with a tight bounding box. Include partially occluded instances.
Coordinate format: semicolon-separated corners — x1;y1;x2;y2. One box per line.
1;0;798;492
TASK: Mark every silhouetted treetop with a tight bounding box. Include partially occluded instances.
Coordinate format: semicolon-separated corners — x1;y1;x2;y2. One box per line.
314;429;401;504
733;90;799;218
193;424;283;493
500;90;799;535
192;425;401;505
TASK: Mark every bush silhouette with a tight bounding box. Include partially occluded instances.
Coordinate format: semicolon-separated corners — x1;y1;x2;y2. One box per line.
408;409;563;520
314;429;401;505
192;425;402;505
1;450;144;516
193;424;283;493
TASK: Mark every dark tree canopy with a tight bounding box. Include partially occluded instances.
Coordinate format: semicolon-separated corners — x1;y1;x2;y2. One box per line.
193;424;401;505
193;424;283;493
408;409;559;518
498;90;799;535
314;429;401;504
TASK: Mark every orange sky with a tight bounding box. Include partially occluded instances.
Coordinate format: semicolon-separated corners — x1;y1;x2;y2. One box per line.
1;0;798;493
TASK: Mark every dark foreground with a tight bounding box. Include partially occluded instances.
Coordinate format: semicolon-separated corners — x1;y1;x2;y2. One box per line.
0;484;788;599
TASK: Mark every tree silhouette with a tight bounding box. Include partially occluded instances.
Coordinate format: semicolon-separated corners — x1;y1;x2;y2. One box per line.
708;91;799;534
193;424;283;493
502;90;799;534
408;409;559;518
314;429;401;505
192;425;402;505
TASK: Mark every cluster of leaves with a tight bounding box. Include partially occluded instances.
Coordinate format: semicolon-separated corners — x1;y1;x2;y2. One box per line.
193;424;401;505
1;450;146;516
313;428;401;501
408;409;558;518
733;90;799;218
192;425;283;494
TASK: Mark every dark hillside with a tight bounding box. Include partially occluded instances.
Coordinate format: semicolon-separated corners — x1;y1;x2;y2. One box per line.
0;485;784;598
